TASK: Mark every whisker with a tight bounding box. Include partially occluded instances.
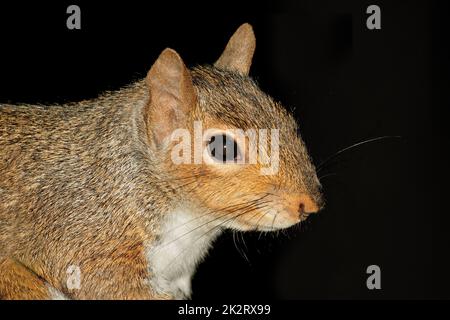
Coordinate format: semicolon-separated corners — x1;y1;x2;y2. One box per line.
253;208;273;234
152;196;271;253
233;230;250;263
270;211;278;232
239;232;248;254
160;203;269;270
159;194;272;236
317;135;402;172
319;172;338;181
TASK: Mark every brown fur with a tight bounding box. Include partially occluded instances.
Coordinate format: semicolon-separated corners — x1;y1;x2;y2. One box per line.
0;258;49;299
0;23;323;299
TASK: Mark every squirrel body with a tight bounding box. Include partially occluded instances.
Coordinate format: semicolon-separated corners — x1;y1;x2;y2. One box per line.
0;24;323;299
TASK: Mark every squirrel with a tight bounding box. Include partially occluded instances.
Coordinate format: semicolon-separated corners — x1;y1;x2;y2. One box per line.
0;23;323;299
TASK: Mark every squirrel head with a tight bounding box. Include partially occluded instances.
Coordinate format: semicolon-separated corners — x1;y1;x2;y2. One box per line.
145;23;323;231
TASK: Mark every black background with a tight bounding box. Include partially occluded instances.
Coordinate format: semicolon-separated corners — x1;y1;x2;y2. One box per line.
0;0;447;299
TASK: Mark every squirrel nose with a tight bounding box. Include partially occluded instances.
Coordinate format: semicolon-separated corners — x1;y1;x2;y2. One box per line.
298;194;319;215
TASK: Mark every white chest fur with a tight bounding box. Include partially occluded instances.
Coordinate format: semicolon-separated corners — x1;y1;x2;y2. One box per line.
146;207;221;299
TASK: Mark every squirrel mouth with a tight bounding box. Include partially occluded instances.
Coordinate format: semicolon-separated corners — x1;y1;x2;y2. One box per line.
299;212;310;222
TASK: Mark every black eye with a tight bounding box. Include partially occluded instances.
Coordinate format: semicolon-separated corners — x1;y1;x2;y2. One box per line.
207;134;241;163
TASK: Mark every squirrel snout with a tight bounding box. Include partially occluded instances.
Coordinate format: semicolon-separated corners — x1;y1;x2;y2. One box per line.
282;192;321;222
297;194;320;215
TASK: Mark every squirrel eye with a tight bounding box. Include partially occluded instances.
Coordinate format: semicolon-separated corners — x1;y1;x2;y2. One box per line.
207;134;241;163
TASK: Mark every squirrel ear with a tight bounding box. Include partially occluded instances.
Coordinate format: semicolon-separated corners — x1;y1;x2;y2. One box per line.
215;23;256;75
146;48;196;146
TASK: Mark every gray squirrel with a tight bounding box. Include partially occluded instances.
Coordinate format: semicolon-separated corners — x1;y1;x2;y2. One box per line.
0;23;323;299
